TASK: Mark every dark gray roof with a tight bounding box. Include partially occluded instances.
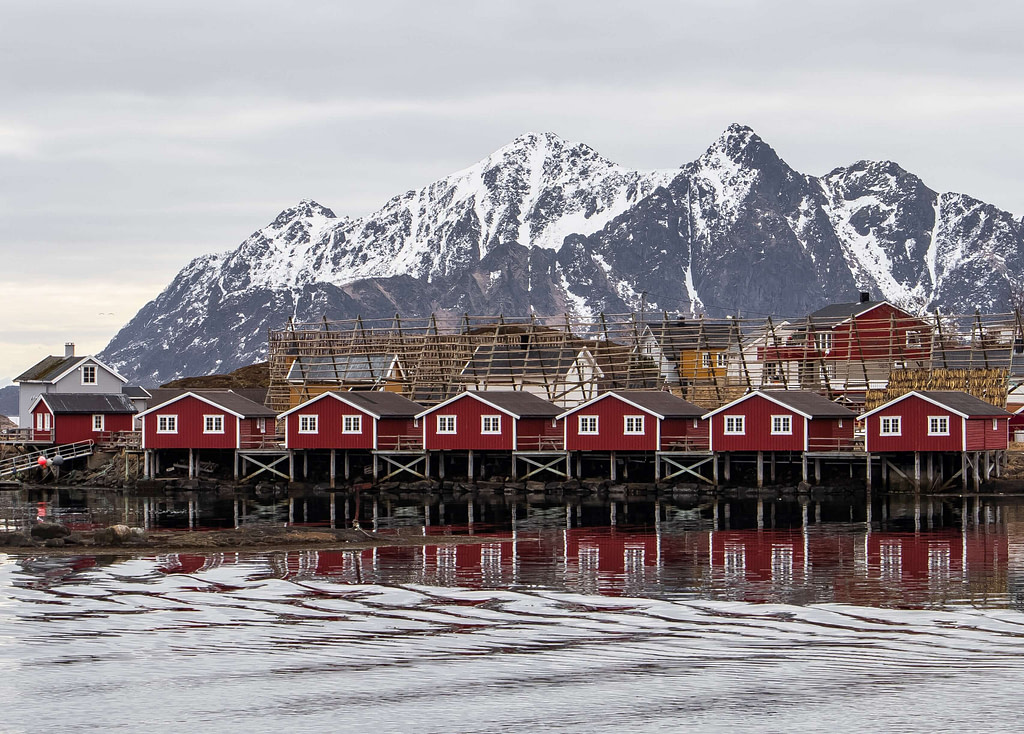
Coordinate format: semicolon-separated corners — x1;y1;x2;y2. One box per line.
916;391;1010;417
121;385;152;399
757;390;858;418
149;390;277;418
808;300;884;322
466;391;561;418
286;354;400;383
611;391;705;418
931;348;1024;376
15;355;79;383
40;393;137;414
148;387;269;407
329;391;423;418
460;345;585;379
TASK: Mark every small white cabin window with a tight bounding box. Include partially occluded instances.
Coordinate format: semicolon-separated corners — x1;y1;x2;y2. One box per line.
771;415;792;435
724;415;745;435
481;415;501;434
716;353;728;369
204;415;225;434
92;414;104;432
880;416;901;436
81;364;97;385
927;416;949;436
578;416;598;435
701;353;712;369
993;418;999;431
437;415;456;434
299;415;319;434
623;416;645;435
157;415;178;434
343;415;362;434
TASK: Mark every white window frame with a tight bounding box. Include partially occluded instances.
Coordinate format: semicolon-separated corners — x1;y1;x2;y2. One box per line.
437;415;457;434
92;414;105;432
37;412;52;431
342;415;362;434
298;414;319;434
927;416;949;436
906;330;924;348
578;415;598;435
716;352;728;369
157;415;178;434
701;352;712;369
993;418;1000;431
815;332;833;353
724;415;745;435
771;415;792;435
880;416;901;436
623;415;645;435
203;414;225;434
481;415;501;434
81;364;97;385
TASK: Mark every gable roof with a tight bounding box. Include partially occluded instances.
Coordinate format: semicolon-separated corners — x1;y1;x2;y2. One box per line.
559;390;704;420
643;319;736;357
279;390;423;419
121;385;152;400
703;390;857;420
860;391;1010;420
33;393;137;414
137;390;277;420
459;345;596;380
416;390;561;420
15;355;128;384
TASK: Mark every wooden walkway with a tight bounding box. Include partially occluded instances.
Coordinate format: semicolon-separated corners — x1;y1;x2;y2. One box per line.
0;440;95;478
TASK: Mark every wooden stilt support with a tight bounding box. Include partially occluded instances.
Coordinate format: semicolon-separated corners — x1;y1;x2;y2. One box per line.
468;450;475;481
712;453;719;485
373;453;379;481
865;452;872;490
961;453;968;490
188;448;195;479
757;498;764;530
756;451;763;488
344;450;350;480
610;451;617;481
770;452;776;482
914;452;921;492
330;449;336;489
724;453;731;482
973;452;981;490
234;450;239;480
288;449;295;482
801;454;808;483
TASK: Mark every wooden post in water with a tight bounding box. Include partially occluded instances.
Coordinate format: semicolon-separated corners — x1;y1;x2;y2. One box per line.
724;453;731;482
814;458;821;484
233;451;239;480
610;451;617;482
865;452;872;490
961;452;968;490
801;454;808;483
468;450;475;481
329;449;336;489
914;452;921;492
973;452;981;491
303;451;308;480
770;452;776;482
757;498;764;530
288;450;295;482
712;453;719;486
756;451;764;488
330;492;336;529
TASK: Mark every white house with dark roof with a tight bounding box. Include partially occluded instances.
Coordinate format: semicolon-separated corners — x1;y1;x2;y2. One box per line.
14;343;128;429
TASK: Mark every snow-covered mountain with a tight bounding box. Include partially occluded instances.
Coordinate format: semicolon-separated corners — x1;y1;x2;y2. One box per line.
101;125;1024;384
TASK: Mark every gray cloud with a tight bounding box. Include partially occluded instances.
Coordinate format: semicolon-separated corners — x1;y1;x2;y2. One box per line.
2;0;1023;381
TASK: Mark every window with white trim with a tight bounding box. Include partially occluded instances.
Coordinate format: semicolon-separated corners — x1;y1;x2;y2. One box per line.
906;330;924;348
157;415;178;433
81;364;97;385
299;415;319;434
481;415;501;434
701;352;712;369
815;332;833;353
343;415;362;434
624;415;644;434
256;418;266;434
36;412;52;431
716;353;728;369
437;415;456;434
204;414;224;434
880;416;901;436
927;416;949;436
724;415;745;435
578;415;598;434
993;418;999;431
44;413;51;431
92;414;104;432
771;415;792;435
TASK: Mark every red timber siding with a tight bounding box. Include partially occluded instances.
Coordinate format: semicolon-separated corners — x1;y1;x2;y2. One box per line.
30;403;53;442
422;395;514;451
31;403;134;444
660;416;709;450
866;396;964;453
711;395;807;452
515;417;562;451
965;417;1008;451
287;397;375;451
143;396;238;450
564;396;659;452
239;417;272;449
376;417;420;450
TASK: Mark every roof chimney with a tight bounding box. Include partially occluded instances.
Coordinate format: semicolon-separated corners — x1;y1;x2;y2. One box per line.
64;342;75;358
859;291;870;303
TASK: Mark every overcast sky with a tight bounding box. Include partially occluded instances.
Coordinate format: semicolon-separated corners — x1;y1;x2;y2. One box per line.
2;0;1023;382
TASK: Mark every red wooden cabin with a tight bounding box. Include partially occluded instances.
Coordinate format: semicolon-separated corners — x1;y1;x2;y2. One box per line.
559;390;707;452
29;393;136;444
861;391;1010;453
280;391;424;451
137;390;278;450
703;390;857;452
416;391;562;451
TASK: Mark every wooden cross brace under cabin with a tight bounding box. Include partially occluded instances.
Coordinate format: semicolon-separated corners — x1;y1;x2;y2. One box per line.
241;453;290;481
514;453;569;480
376;452;427;481
658;454;714;484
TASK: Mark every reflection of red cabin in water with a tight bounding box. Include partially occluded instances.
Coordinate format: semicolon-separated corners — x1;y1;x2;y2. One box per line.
280;391;424;451
416;391;562;451
29;393;136;444
559;391;707;452
703;390;857;452
861;391;1011;453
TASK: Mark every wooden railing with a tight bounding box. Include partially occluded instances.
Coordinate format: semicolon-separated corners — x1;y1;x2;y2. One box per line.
98;430;141;448
515;436;565;451
0;440;95;478
806;437;863;452
377;434;424;451
0;428;42;443
239;433;286;450
659;435;711;451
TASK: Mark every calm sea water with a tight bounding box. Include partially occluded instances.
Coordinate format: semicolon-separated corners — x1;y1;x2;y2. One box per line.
3;487;1024;732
